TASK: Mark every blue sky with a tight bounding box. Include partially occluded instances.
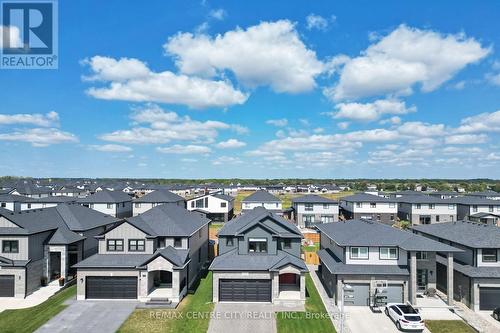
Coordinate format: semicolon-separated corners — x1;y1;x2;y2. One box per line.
1;0;499;179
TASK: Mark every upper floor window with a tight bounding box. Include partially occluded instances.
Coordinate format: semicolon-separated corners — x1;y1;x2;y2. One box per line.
380;247;398;260
122;202;125;207
429;204;435;210
275;203;279;208
323;204;329;209
128;239;145;252
248;238;267;253
195;199;204;208
226;237;234;247
305;203;314;211
482;249;497;262
174;237;182;248
389;202;395;208
107;203;113;209
283;239;291;249
27;203;31;209
2;240;18;253
355;202;362;208
416;204;421;209
191;201;195;208
107;239;124;252
350;247;368;259
1;202;6;207
472;205;478;212
370;202;376;208
489;205;494;212
416;251;428;260
135;203;141;208
221;202;227;208
321;215;334;223
448;204;455;210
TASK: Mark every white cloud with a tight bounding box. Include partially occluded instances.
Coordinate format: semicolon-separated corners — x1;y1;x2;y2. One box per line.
89;144;132;152
486;73;500;86
156;144;211;154
266;118;288;127
212;156;243;165
486;153;500;161
305;14;330;31
164;20;324;93
379;116;401;125
456;110;500;133
444;134;488;145
397;121;445;137
216;138;246;148
209;9;226;20
332;99;416;121
83;56;248;109
337;121;350;129
0;25;22;48
0;111;59;127
0;128;78;147
327;24;490;100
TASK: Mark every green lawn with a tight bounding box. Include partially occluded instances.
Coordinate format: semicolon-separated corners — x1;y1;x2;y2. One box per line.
118;271;214;333
0;285;76;333
426;320;476;333
276;273;336;333
301;242;320;253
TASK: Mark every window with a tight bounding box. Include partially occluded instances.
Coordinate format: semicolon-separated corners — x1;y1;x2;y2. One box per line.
380;247;398;260
320;215;334;223
355;202;362;208
128;239;145;252
275;203;279;208
376;214;381;221
303;215;315;226
27;203;31;209
436;215;440;222
1;202;5;208
2;240;18;253
198;248;202;263
482;249;497;262
283;239;291;249
489;205;494;212
390;215;394;221
370;202;376;208
174;237;182;248
416;204;421;209
221;202;227;208
389;202;395;208
248;238;267;253
135;203;141;208
416;251;428;260
226;237;234;246
191;201;195;208
350;247;368;259
323;204;329;209
305;203;313;211
472;205;478;212
448;204;455;210
204;197;209;207
122;202;125;207
107;203;113;209
195;199;204;208
106;239;124;252
429;204;435;210
90;203;94;209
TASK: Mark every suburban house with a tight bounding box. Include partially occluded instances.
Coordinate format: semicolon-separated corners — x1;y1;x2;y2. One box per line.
413;221;500;311
186;192;235;222
468;212;500;226
20;196;76;211
73;204;210;303
317;219;461;307
132;189;185;216
0;194;28;212
77;189;133;218
451;196;500;221
396;196;457;225
210;207;307;304
51;186;87;198
339;193;398;224
241;190;282;215
290;194;339;228
466;190;500;201
0;204;119;298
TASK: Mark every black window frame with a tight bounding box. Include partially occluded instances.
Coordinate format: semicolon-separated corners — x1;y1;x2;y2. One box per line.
283;238;292;249
482;248;497;262
304;203;314;211
226;237;234;246
379;247;398;260
248;239;268;253
221;202;227;208
2;240;19;253
106;239;124;252
128;239;145;252
350;246;368;260
173;237;182;248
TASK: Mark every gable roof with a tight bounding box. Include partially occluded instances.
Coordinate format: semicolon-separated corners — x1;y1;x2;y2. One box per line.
340;193;396;203
133;189;185;203
77;189;132;203
242;190;281;203
316;219;461;252
139;246;190;267
448;196;500;206
291;194;338;204
212;193;235;202
394;195;456;204
412;221;500;248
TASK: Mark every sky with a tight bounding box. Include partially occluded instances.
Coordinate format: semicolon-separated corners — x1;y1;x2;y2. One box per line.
0;0;499;179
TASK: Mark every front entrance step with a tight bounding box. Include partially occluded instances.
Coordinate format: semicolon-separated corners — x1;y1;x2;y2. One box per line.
137;298;179;309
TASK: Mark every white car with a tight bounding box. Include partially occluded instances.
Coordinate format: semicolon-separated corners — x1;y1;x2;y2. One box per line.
385;303;425;331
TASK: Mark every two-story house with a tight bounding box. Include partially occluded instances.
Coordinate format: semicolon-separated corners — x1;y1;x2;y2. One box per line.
241;190;282;215
317;219;460;307
186;192;235;222
451;197;500;221
77;189;133;218
0;204;119;298
290;194;339;228
396;196;457;224
210;207;307;304
73;204;210;304
339;193;398;224
132;189;185;216
413;221;500;311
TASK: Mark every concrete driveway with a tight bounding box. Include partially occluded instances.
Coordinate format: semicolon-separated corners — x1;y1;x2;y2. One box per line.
35;300;138;333
208;303;277;333
345;307;403;333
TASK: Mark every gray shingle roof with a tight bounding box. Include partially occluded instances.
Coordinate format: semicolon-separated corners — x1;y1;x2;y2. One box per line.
435;255;500;278
77;189;132;203
449;196;500;206
317;220;461;252
412;221;500;248
212;193;235;202
126;204;210;237
318;248;410;275
209;248;308;272
133;189;184;203
0;194;35;202
291;194;338;204
395;196;456;204
340;193;397;203
242;190;281;203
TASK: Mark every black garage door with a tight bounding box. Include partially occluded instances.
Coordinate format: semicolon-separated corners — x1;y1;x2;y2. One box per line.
0;275;15;297
219;279;271;302
86;276;137;299
479;287;500;310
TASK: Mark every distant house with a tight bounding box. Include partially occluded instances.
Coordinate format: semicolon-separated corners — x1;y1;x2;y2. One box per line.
466;190;500;201
290;194;339;228
396;196;457;225
339;193;398;224
241;190;282;215
210;207;307;304
133;190;185;216
0;204;119;298
451;196;500;221
51;186;87;198
77;189;133;218
469;212;500;226
186;192;234;222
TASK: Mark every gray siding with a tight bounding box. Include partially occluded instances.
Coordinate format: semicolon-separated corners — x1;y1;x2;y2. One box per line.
26;258;44;295
98;222;154;254
187;224;209;287
0;236;28;260
82;226;106;258
238;225;277;255
28;231;52;261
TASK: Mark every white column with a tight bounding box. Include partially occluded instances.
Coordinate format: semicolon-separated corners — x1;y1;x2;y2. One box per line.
447;252;454;306
410;251;417;305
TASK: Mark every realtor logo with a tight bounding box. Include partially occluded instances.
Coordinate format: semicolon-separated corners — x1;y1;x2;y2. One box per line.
1;0;58;69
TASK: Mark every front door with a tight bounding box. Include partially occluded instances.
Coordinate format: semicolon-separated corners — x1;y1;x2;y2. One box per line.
417;269;428;292
68;253;78;279
49;252;61;280
159;271;172;285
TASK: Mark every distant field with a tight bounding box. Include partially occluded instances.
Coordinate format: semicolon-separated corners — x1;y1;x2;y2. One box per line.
233;191;353;214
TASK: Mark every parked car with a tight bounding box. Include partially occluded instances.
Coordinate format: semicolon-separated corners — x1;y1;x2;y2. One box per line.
493;307;500;321
385;303;425;331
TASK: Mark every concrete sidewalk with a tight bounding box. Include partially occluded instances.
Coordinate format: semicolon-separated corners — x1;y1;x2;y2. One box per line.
0;281;62;313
